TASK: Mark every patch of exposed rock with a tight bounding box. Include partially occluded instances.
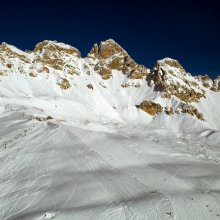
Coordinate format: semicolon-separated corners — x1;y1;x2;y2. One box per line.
136;101;163;116
212;76;220;92
121;82;141;88
58;78;71;90
87;83;93;90
164;107;175;115
180;103;205;121
136;100;205;121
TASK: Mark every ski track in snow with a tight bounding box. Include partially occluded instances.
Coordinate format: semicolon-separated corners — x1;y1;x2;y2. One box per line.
0;109;220;219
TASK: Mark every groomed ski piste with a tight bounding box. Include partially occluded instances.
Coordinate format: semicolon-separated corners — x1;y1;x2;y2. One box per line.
0;39;220;219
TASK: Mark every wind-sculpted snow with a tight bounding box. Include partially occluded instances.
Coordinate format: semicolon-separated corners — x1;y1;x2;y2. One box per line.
0;106;220;219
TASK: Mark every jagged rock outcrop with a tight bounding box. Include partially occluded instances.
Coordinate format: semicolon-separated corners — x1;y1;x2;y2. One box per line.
180;103;205;121
33;40;81;75
87;83;93;90
58;78;71;89
212;76;220;92
136;101;163;116
34;40;81;58
195;75;220;92
136;100;205;121
0;42;31;64
88;39;149;80
147;58;206;103
0;41;81;77
0;42;31;76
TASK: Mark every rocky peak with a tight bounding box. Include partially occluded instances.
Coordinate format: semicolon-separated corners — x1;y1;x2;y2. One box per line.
88;39;124;60
33;40;81;73
88;39;149;80
0;42;31;76
0;42;30;64
0;40;82;76
152;58;187;81
147;58;205;103
34;40;81;58
155;58;186;73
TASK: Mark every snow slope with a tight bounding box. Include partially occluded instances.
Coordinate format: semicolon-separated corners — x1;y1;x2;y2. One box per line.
0;39;220;219
0;107;220;220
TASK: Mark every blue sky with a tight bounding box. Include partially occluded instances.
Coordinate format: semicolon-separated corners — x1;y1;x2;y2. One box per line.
1;0;219;78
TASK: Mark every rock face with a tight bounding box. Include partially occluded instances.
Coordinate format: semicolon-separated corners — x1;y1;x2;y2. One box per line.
87;83;93;90
0;43;31;64
0;40;81;78
33;40;81;75
34;40;81;58
58;78;71;90
0;43;31;76
136;101;163;116
180;104;205;121
195;75;220;92
147;58;206;103
136;100;205;121
88;39;149;80
0;39;219;124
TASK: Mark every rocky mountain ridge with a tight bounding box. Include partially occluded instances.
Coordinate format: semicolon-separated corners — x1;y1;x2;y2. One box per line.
0;39;220;132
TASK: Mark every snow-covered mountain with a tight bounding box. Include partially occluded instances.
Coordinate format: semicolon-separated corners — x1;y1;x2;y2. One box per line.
0;39;220;133
1;39;220;220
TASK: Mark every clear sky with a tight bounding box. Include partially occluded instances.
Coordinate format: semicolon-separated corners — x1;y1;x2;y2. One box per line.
1;0;219;78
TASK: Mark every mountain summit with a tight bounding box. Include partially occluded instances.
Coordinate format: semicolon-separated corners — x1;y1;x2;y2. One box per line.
0;39;220;132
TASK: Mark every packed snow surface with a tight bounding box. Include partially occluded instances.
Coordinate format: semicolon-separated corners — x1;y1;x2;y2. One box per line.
0;105;220;220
